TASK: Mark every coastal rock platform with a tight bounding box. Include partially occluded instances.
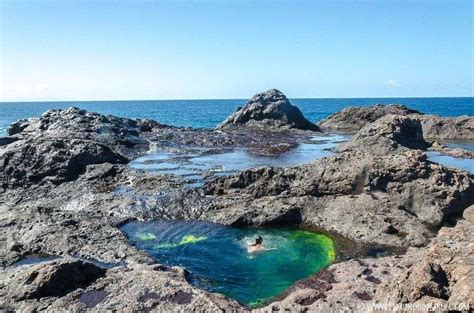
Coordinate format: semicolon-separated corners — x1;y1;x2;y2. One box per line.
1;91;472;311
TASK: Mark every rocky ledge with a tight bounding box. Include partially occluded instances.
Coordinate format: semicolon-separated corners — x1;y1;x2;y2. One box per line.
319;103;474;141
204;114;472;248
318;104;421;132
218;89;321;131
0;92;473;311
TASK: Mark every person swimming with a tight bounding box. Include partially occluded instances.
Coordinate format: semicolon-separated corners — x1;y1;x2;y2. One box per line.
247;235;265;253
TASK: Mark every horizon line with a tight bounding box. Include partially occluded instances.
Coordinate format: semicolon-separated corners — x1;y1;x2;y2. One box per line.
1;95;473;104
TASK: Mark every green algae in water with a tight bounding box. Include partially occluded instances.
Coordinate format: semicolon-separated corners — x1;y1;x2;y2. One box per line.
121;220;335;307
135;232;157;240
155;235;208;248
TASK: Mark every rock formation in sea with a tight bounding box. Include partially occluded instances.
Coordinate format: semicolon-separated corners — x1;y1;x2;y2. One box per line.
0;94;472;311
318;103;474;140
218;89;321;131
417;115;474;140
336;114;429;154
318;104;421;131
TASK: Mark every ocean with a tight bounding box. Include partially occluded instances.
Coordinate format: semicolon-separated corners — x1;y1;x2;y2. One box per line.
0;97;472;136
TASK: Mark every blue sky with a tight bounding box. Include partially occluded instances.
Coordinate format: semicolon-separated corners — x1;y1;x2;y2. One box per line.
0;0;472;101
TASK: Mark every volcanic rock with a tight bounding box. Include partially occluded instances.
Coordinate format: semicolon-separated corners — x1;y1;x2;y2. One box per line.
0;261;242;311
0;138;128;189
416;115;474;140
318;104;473;140
1;106;473;311
0;259;106;302
219;89;320;131
336;114;429;155
203;148;473;247
318;104;421;131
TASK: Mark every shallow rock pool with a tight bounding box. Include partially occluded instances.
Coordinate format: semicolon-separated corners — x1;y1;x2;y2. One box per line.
128;134;349;188
426;140;474;173
121;220;335;307
426;152;473;173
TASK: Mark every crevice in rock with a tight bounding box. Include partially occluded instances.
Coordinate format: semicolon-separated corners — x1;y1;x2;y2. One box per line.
24;261;107;300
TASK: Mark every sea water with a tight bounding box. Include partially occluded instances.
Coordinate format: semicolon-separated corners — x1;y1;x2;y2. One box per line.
121;220;335;307
1;97;472;136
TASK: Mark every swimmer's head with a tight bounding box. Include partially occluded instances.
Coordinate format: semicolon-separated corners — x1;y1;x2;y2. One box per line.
255;236;263;245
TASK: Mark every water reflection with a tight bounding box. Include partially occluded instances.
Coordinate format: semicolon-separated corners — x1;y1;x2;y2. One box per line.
129;134;350;188
427;151;473;173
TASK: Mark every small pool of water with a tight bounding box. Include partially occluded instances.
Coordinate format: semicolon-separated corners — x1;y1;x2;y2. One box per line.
427;151;474;173
441;140;474;152
11;254;60;267
121;220;335;307
129;134;349;188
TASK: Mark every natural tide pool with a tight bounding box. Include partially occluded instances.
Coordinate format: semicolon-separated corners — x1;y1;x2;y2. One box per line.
427;151;474;173
121;220;335;307
128;134;350;188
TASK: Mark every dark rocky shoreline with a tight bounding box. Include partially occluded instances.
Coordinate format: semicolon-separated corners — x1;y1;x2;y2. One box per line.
1;89;473;311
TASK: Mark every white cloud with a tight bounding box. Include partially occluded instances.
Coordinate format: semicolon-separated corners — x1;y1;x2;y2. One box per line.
384;79;401;87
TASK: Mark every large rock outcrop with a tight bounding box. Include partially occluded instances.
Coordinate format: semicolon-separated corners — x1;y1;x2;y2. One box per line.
318;104;473;140
7;107;167;137
337;114;429;155
0;259;106;302
203;149;473;247
0;108;168;190
0;138;127;189
318;104;421;131
417;115;474;140
219;89;320;131
0;260;242;311
7;107;167;156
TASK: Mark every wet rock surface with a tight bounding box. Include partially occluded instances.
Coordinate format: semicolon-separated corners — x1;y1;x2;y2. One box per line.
0;97;473;311
219;89;320;131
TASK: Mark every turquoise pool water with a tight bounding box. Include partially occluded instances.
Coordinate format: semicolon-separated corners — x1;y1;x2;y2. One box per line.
121;220;335;307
